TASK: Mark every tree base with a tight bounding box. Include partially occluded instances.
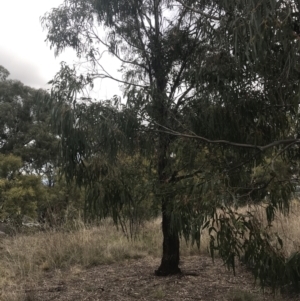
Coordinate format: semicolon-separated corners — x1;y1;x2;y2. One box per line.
154;266;182;276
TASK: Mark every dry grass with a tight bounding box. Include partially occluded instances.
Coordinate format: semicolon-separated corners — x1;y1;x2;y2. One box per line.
227;289;264;301
0;202;300;300
239;200;300;256
0;218;203;300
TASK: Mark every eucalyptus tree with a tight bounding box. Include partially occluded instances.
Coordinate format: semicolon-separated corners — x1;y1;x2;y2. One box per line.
0;154;46;225
42;0;300;281
0;66;59;180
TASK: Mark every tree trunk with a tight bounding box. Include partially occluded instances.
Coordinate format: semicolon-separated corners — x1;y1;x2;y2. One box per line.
153;93;181;276
155;130;181;276
155;199;181;276
152;0;180;275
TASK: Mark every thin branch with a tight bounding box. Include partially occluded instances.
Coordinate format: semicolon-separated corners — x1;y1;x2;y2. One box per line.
155;123;300;151
235;177;275;200
174;86;195;110
89;50;150;88
167;168;203;183
168;61;188;104
91;28;149;71
270;141;297;171
135;9;153;79
175;0;221;21
90;72;149;89
225;150;262;174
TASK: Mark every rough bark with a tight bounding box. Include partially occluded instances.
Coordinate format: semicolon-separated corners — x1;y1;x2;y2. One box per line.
155;128;181;276
155;199;181;276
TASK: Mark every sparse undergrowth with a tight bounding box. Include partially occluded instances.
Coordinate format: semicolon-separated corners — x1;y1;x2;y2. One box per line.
0;218;203;300
1;201;300;301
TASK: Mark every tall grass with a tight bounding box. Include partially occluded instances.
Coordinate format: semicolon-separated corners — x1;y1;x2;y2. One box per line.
1;201;300;300
0;218;203;300
239;200;300;256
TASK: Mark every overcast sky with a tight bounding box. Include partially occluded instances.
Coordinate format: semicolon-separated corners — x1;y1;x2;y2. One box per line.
0;0;121;99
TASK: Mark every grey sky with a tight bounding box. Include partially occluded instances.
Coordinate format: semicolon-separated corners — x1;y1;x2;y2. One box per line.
0;0;121;99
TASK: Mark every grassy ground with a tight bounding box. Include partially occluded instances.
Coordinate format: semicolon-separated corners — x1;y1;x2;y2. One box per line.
0;202;300;301
0;218;204;301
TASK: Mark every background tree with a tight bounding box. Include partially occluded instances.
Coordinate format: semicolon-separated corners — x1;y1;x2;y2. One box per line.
42;0;300;282
0;65;59;182
0;66;85;227
0;154;46;225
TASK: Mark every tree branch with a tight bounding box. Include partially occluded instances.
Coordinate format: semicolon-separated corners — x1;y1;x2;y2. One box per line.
90;72;149;89
166;168;203;183
175;0;221;21
155;124;300;151
91;28;149;72
174;87;195;110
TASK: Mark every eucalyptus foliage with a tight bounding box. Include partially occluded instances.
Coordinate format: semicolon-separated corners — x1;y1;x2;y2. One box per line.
0;154;44;225
0;66;59;179
43;0;300;284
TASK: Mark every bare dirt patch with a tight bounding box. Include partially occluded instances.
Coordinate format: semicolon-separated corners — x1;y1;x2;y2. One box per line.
23;256;298;301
